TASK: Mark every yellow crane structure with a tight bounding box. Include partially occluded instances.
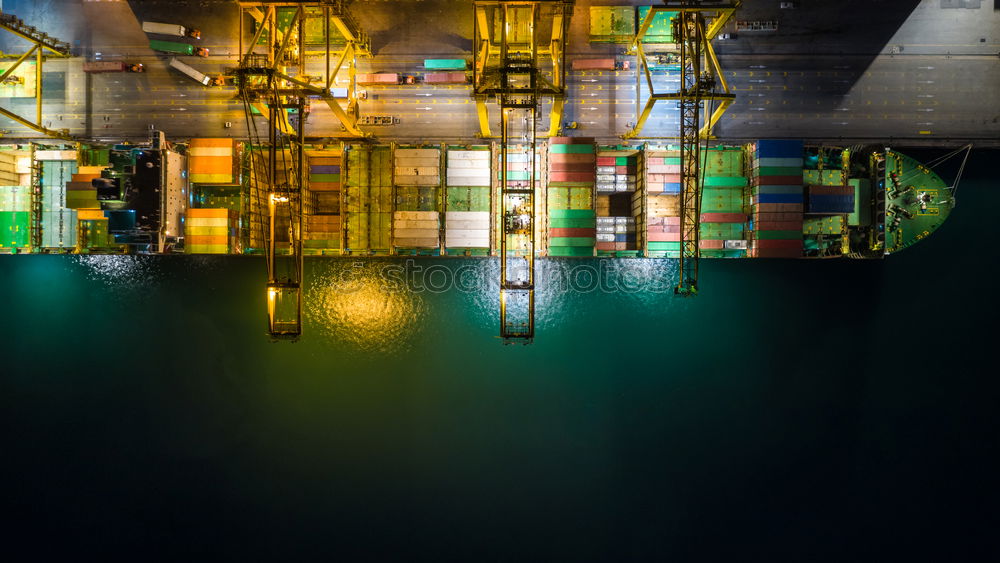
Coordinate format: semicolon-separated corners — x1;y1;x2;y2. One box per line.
236;0;371;340
625;1;739;294
473;1;573;342
0;12;72;140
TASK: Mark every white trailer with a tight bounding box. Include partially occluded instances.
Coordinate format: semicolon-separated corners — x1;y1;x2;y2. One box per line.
142;21;200;39
168;57;211;86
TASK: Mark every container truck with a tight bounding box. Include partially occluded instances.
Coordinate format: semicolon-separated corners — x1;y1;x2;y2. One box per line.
424;72;467;84
150;39;209;57
424;59;467;70
571;59;616;71
142;21;201;39
83;61;145;73
168;57;222;86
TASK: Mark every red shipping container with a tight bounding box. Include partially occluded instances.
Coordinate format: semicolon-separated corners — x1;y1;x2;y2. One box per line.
647;217;664;226
570;59;614;71
700;212;746;223
596;242;616;250
754;247;802;258
549;162;595;173
548;152;595;164
699;239;726;249
614;165;636;174
596;156;616;166
664;173;681;183
663;216;681;226
549;136;596;144
549;227;596;238
756;239;803;249
753;175;802;186
648;232;680;242
549;172;595;183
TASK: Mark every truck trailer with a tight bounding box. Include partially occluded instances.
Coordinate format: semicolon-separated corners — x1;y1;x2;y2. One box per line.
83;61;145;73
142;21;201;39
150;40;209;57
168;57;220;86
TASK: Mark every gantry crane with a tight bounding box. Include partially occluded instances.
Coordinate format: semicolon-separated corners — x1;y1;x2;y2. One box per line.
0;12;72;140
236;1;371;340
473;1;572;343
625;1;739;295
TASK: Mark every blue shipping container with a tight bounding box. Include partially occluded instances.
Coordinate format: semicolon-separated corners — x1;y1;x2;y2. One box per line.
757;139;804;159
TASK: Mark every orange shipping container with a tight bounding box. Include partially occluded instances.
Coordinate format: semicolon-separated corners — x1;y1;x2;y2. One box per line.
189;138;235;148
186;234;229;245
189;156;233;175
186;208;230;218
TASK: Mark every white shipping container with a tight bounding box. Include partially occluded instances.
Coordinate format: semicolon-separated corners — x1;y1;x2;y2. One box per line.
596;174;615;183
447;150;490;161
596;233;615;242
445;220;489;230
35;150;78;161
142;21;187;36
446;159;489;169
445;211;489;221
596;225;615;234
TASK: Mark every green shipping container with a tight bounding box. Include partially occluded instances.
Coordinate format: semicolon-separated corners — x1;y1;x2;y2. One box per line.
310;173;340;183
0;211;30;248
703;176;748;188
549;209;596;219
549;143;594;154
424;59;467;70
549;237;596;247
758;166;803;177
647;241;681;251
755;230;802;240
636;6;677;43
549;246;594;257
149;39;195;56
549;217;597;228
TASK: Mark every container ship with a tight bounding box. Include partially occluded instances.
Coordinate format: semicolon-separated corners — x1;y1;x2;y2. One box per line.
0;136;955;259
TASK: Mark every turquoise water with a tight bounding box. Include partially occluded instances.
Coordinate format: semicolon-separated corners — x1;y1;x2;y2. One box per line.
2;151;996;560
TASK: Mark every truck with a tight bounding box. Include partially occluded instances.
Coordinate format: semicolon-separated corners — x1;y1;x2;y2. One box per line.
150;40;209;57
83;61;144;73
142;21;201;39
571;59;616;71
424;59;467;70
424;72;467;84
168;57;222;86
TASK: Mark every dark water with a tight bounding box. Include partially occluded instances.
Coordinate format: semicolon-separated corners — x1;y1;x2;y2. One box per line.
2;150;998;560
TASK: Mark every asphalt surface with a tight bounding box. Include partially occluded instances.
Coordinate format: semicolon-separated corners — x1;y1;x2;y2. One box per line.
0;0;997;145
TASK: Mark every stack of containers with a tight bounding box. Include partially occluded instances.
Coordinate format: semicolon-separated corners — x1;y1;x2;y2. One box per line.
304;149;342;252
595;149;638;255
498;145;543;252
644;148;682;257
636;6;677;43
750;140;805;258
345;145;392;254
547;137;596;257
588;6;636;43
77;208;111;250
37;150;79;249
699;147;748;257
248;149;296;251
184;208;231;254
803;183;854;251
445;148;491;254
65;165;104;210
188;139;236;184
393;147;440;251
0;150;28;251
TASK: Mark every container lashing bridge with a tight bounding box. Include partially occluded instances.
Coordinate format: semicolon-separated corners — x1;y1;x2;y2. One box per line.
473;1;572;343
236;1;371;340
624;1;739;295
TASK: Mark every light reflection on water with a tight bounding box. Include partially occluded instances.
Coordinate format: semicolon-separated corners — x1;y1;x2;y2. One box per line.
300;258;681;347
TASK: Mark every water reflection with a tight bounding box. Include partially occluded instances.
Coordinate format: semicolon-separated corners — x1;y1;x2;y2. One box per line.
305;261;426;353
